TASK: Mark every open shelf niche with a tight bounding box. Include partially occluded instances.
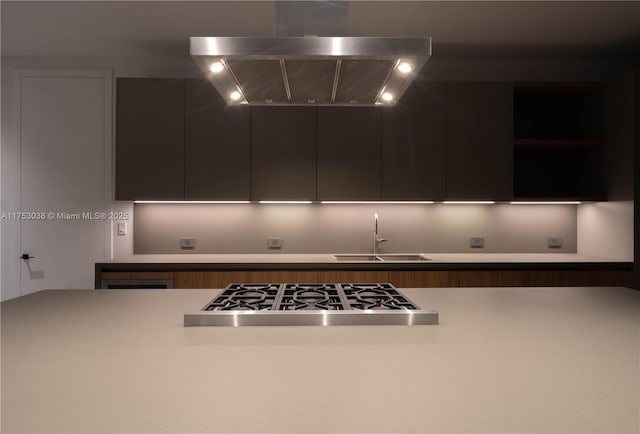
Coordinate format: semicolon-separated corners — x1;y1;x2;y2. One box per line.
513;82;606;200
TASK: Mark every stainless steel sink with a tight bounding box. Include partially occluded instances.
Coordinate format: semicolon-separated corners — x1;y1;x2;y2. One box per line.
334;254;381;261
334;254;430;262
377;254;431;262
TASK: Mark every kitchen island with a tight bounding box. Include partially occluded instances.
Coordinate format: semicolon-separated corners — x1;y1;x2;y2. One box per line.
2;286;639;433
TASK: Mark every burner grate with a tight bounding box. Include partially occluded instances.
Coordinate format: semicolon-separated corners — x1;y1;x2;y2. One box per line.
203;284;281;311
342;283;419;310
279;284;346;311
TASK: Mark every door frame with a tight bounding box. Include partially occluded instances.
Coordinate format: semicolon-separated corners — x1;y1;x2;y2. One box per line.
6;69;113;299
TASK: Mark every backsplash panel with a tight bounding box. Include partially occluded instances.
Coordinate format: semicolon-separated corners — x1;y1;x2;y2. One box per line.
134;204;577;254
577;201;634;261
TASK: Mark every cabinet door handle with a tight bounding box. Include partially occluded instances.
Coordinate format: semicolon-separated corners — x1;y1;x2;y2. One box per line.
20;254;34;260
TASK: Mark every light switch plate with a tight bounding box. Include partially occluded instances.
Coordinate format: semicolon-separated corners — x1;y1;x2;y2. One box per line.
267;237;283;249
117;222;127;236
470;237;485;248
547;237;563;248
180;237;196;250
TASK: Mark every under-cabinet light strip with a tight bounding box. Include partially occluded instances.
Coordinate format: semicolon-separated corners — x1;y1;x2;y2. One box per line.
134;201;251;204
134;200;583;205
258;201;313;204
442;201;496;205
321;201;434;204
510;201;582;205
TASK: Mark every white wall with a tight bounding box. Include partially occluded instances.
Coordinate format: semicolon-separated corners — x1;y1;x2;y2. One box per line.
134;203;578;254
0;55;203;300
577;201;634;261
1;70;117;301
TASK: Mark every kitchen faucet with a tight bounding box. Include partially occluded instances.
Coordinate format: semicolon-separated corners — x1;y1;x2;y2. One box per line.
373;213;387;256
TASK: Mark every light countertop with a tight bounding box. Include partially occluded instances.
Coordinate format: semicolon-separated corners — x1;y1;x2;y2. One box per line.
100;252;630;264
96;253;632;274
2;286;639;433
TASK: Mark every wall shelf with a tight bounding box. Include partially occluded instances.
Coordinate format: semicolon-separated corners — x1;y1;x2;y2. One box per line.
513;138;605;148
513;82;606;200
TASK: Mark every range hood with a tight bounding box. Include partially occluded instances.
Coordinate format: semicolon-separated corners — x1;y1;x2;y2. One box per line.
190;36;432;107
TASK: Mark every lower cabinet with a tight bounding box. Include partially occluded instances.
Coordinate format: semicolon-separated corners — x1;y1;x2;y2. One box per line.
456;271;632;287
99;272;175;289
98;270;632;289
174;271;320;287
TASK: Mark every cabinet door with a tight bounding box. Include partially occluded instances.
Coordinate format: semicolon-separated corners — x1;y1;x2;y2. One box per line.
636;72;640;291
382;81;446;200
116;78;184;200
446;82;513;200
605;76;633;201
317;107;382;200
251;107;316;200
184;79;250;200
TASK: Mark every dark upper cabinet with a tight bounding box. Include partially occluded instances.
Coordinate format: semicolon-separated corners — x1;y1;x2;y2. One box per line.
635;72;640;291
317;108;382;200
116;78;185;200
446;82;513;200
605;77;633;201
115;78;613;203
382;81;446;200
184;79;251;200
251;107;316;200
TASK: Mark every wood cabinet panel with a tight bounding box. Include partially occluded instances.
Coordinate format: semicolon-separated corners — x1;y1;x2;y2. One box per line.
382;81;446;200
317;108;382;200
582;271;632;287
317;271;389;284
458;271;529;287
101;272;174;280
446;82;513;200
527;271;588;286
101;270;633;290
251;107;317;200
244;272;320;284
173;271;248;289
458;271;498;287
388;271;459;287
527;270;632;287
184;79;251;200
116;78;185;200
175;271;323;287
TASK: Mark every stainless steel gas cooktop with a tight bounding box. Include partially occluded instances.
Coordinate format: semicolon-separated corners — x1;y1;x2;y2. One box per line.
184;283;438;326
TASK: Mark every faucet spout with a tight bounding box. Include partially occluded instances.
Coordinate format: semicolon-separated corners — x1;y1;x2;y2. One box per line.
373;213;387;255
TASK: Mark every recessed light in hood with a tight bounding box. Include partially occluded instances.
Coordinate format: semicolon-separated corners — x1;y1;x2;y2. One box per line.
190;36;431;107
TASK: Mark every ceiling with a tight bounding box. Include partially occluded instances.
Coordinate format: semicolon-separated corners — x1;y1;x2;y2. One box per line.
2;1;640;61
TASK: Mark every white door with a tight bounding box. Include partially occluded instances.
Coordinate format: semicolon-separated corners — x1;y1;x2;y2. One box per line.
18;71;112;294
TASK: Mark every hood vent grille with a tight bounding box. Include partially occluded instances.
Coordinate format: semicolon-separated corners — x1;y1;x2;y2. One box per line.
190;37;431;107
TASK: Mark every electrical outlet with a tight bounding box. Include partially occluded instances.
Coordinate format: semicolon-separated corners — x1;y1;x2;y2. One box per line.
117;222;127;236
470;237;485;248
267;237;283;249
179;237;196;250
547;237;563;248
